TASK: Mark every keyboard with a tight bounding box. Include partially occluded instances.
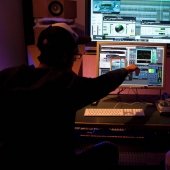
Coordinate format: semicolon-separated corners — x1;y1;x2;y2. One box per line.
84;108;144;116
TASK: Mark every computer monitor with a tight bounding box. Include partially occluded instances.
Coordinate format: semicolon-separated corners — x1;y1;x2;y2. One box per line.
97;42;167;88
86;0;170;43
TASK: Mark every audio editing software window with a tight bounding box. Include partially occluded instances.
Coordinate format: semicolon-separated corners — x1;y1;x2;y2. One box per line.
89;0;170;43
97;42;166;88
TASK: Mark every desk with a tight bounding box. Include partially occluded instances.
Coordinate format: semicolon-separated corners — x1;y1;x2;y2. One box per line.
75;94;170;167
76;94;170;129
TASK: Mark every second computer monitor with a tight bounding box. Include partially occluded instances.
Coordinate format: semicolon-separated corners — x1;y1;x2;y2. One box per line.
97;42;167;89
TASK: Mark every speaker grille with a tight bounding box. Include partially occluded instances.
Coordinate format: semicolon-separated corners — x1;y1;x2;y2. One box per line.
48;1;63;16
119;152;165;166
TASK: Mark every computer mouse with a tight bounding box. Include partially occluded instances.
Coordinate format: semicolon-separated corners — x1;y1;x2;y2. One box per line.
91;100;100;106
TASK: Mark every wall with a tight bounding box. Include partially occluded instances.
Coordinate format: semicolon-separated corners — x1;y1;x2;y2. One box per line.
0;0;27;70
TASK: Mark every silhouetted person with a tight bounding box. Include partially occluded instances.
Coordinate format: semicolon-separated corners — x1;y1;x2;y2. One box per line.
0;23;140;169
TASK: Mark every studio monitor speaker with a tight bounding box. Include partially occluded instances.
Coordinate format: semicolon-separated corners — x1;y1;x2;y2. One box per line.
32;0;77;19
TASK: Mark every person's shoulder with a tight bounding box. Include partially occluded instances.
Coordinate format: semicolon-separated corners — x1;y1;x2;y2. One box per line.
0;64;35;74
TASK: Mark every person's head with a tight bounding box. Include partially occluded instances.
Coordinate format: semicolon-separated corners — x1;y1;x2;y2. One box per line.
37;23;88;70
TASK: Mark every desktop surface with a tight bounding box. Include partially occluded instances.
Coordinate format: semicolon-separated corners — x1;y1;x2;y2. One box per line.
75;94;170;129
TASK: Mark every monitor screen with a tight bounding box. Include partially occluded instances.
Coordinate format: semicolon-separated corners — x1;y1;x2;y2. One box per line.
97;42;167;88
87;0;170;43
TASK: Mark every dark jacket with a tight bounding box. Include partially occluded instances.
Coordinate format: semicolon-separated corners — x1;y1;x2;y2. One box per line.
0;64;128;169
